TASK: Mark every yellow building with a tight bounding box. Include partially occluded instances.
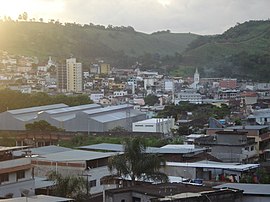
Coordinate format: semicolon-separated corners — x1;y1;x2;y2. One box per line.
100;63;111;75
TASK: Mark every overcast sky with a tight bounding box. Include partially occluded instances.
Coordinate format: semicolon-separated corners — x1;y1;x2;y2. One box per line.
1;0;270;35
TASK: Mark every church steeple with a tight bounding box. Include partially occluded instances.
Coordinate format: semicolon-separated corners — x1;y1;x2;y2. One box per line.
194;68;200;84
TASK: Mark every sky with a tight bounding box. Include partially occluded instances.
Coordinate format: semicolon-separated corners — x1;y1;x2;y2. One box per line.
0;0;269;35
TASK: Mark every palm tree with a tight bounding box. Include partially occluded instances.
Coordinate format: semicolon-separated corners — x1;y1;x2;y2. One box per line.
108;137;168;186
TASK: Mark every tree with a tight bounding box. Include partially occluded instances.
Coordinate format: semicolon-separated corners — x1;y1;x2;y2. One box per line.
25;120;63;131
22;12;28;21
47;171;88;200
108;137;168;186
144;94;159;106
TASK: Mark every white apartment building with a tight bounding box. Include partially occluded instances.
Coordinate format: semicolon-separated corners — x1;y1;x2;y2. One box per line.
66;58;82;92
174;92;203;104
0;146;34;198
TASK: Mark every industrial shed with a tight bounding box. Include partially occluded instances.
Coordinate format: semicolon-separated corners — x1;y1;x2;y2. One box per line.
74;104;147;132
0;104;68;130
36;103;102;131
0;104;146;132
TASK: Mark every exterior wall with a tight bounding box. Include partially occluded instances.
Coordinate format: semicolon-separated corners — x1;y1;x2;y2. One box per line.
132;118;174;134
100;64;110;75
0;179;35;198
162;166;196;179
66;58;82;92
0;158;33;198
33;160;114;195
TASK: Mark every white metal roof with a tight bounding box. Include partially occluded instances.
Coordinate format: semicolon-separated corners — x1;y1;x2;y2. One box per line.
83;104;133;115
36;149;118;162
166;161;260;171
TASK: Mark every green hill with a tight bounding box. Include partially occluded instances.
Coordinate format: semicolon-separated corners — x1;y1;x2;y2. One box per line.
0;21;198;62
182;20;270;81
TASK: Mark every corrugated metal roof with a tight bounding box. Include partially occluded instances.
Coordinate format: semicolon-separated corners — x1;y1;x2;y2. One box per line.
8;104;68;115
0;195;73;202
134;118;170;124
90;110;143;123
44;104;101;115
83;104;133;115
14;145;73;156
52;114;76;121
14;113;38;121
37;150;118;162
78;143;124;152
214;183;270;195
166;161;260;171
78;143;205;154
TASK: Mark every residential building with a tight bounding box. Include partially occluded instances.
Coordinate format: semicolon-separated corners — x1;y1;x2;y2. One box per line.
90;92;104;103
30;146;118;195
0;146;34;198
66;58;82;92
100;63;110;75
174;91;202;104
219;78;237;89
57;63;67;92
215;183;270;202
195;130;258;163
105;182;243;202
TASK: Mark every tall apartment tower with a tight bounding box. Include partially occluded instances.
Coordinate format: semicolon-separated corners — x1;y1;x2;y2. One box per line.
57;63;67;92
66;58;82;92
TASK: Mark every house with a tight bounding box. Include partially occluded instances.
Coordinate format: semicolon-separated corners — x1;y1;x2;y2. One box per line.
215;183;270;202
195;130;258;163
164;160;259;182
0;146;34;198
0;195;74;202
105;182;243;202
27;146;119;195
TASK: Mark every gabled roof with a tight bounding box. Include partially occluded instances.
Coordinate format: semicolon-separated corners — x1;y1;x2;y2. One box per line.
7;104;68;115
43;104;101;115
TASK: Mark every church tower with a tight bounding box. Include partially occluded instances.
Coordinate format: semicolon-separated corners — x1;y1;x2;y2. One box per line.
194;68;200;84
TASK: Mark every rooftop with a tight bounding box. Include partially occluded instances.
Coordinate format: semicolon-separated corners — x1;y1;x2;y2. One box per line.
166;161;259;172
36;149;118;162
0;195;73;202
214;183;270;196
43;104;101;115
7;104;68;115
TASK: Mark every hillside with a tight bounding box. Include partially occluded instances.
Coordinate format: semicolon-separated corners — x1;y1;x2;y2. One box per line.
0;21;198;62
182;20;270;81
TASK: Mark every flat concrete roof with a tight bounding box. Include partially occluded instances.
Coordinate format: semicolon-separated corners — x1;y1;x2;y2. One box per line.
214;183;270;195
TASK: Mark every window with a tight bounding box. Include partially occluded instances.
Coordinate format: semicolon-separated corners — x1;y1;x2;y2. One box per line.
16;170;25;181
89;180;96;187
251;146;254;151
145;125;154;127
0;173;9;183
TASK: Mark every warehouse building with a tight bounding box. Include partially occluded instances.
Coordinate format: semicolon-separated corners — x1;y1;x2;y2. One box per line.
132;118;175;134
0;104;146;132
0;104;68;130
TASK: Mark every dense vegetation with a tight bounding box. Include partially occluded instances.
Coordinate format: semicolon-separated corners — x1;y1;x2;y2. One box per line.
0;89;92;112
1;20;270;80
0;21;197;65
182;20;270;80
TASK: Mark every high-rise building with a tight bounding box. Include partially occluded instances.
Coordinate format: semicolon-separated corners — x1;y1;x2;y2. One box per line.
57;63;67;92
100;63;111;75
66;58;82;92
